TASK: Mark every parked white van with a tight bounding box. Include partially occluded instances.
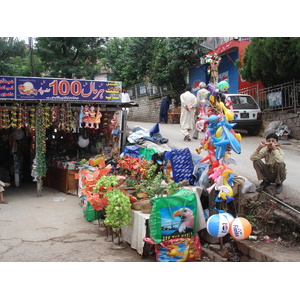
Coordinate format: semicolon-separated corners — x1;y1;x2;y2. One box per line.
225;94;262;135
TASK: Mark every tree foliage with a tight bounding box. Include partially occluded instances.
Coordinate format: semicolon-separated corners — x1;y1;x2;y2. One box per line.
0;38;26;75
239;37;300;87
101;37;206;97
0;37;45;77
35;37;108;79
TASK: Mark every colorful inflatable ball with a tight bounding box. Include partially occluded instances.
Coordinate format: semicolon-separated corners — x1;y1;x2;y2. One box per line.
206;213;230;237
221;212;234;225
229;217;252;240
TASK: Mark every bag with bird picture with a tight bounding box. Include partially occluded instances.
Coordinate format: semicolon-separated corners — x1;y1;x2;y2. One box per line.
149;188;197;244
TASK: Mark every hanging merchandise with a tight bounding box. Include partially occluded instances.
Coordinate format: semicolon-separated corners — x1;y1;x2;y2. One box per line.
74;109;79;130
35;102;47;179
96;106;102;128
77;105;103;129
51;105;60;127
59;104;66;131
0;106;3;129
195;79;253;241
82;105;90;128
1;105;10;129
65;103;73;132
89;105;96;128
23;105;29;128
10;104;18;128
30;106;36;130
78;134;90;148
31;158;38;181
43;104;51;129
17;106;23;128
204;53;221;85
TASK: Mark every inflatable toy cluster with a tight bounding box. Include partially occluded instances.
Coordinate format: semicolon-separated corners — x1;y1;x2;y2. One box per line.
207;212;252;240
195;78;252;240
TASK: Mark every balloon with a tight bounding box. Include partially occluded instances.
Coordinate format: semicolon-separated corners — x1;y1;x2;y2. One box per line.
229;217;252;240
217;80;230;92
78;135;90;148
220;101;234;121
221;212;234;225
206;213;230;237
207;83;217;96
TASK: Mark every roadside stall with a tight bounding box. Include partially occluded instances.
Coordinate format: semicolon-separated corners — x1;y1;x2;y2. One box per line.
167;107;180;123
0;76;136;196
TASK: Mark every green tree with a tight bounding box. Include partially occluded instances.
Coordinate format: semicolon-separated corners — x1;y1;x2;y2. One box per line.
35;37;107;79
101;37;155;87
150;37;205;97
5;55;44;77
0;37;45;77
101;37;206;97
238;37;300;87
0;37;27;75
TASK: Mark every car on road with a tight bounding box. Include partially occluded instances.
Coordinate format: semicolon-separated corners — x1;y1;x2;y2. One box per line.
226;94;262;135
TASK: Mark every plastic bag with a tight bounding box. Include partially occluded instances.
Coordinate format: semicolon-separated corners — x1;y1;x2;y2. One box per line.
264;121;282;137
166;148;195;185
144;235;201;262
139;147;160;161
123;145;140;158
149;188;197;243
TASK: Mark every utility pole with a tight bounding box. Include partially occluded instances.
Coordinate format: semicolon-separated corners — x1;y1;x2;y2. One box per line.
28;37;36;77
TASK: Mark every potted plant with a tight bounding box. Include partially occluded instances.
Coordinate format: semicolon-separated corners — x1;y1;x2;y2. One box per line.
116;155;150;183
103;188;132;249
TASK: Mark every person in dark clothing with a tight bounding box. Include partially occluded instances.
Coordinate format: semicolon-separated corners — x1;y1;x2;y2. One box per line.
159;95;171;124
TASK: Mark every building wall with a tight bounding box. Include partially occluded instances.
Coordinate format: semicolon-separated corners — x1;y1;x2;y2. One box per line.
127;95;162;123
189;51;238;96
263;111;300;140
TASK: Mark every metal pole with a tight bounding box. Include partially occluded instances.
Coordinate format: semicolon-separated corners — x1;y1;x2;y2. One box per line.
261;191;300;215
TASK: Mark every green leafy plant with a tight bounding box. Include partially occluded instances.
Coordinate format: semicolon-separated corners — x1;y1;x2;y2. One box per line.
103;189;131;232
166;180;180;196
93;175;118;193
135;171;179;198
125;177;136;188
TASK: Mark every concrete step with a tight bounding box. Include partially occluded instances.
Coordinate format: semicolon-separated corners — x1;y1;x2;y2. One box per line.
236;239;300;262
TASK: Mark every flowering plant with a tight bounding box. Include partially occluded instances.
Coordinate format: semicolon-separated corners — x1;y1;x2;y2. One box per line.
116;155;150;182
77;158;137;211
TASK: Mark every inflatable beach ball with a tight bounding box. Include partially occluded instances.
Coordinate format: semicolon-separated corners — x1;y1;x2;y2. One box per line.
221;212;234;225
206;214;230;238
229;217;252;240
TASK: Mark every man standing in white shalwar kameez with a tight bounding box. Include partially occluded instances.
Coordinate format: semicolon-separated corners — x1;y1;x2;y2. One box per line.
180;85;198;141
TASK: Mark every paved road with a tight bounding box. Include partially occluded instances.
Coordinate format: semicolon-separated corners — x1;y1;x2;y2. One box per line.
127;121;300;208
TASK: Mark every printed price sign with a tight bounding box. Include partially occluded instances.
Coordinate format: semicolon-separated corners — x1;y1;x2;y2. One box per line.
0;76;122;102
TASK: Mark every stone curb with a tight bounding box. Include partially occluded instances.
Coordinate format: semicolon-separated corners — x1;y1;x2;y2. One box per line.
235;239;300;262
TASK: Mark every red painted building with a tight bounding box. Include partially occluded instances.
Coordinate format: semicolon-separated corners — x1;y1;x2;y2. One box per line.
189;38;263;95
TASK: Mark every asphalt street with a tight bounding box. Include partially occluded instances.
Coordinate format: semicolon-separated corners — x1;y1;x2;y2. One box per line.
127;121;300;208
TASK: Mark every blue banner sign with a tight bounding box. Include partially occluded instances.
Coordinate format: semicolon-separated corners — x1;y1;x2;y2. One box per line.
0;76;122;102
0;77;15;99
